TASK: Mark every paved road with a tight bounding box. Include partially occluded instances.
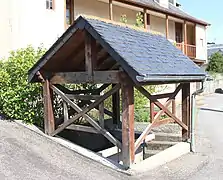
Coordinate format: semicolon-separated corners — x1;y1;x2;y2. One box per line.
0;120;135;180
137;94;223;180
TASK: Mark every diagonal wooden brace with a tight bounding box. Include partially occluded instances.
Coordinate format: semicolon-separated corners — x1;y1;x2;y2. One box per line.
136;86;188;131
50;84;122;148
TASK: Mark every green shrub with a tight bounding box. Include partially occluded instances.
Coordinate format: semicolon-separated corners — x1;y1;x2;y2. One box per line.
206;52;223;73
0;46;46;126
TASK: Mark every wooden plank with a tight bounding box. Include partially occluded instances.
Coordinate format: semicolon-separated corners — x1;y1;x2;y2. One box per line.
184;21;187;54
109;0;113;20
182;83;190;141
43;79;55;134
152;92;174;99
136;86;188;131
50;71;121;84
70;0;74;24
166;15;169;39
66;124;99;134
121;77;135;167
66;94;100;100
63;101;69;121
51;84;122;148
143;8;147;29
172;99;176;116
112;84;120;126
99;102;104;128
150;101;154;123
85;32;97;77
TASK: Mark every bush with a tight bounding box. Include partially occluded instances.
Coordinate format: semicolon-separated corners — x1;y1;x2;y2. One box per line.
206;52;223;73
0;46;46;126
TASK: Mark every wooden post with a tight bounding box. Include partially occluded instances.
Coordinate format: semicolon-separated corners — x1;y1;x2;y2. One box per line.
182;83;190;141
184;21;187;55
172;99;176;116
85;32;97;78
150;101;154;123
109;0;113;20
99;101;104;128
112;84;120;127
121;76;135;167
143;8;147;29
166;15;169;39
43;79;55;134
70;0;74;24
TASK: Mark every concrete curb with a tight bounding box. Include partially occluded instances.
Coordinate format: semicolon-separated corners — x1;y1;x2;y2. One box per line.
129;142;190;175
13;120;130;175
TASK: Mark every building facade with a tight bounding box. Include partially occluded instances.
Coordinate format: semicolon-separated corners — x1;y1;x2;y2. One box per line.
0;0;209;64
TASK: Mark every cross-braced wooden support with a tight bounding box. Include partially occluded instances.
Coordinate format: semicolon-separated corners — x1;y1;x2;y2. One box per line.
42;78;55;134
182;83;191;141
134;84;189;152
121;76;135;167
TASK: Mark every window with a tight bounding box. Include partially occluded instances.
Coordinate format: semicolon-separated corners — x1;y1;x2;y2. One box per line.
46;0;54;10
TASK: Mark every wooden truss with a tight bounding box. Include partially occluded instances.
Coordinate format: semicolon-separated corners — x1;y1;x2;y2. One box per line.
39;31;191;168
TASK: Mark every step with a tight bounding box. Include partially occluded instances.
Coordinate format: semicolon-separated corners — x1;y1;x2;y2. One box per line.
146;141;178;151
151;124;182;134
143;149;161;159
154;132;182;142
135;122;182;134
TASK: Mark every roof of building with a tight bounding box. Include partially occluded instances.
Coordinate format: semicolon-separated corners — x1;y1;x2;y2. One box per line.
208;44;223;58
28;16;206;84
119;0;209;26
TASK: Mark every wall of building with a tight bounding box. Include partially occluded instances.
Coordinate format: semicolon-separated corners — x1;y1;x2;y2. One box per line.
0;0;65;59
196;24;207;62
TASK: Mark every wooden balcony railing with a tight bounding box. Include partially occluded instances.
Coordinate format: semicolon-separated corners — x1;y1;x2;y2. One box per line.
175;43;196;59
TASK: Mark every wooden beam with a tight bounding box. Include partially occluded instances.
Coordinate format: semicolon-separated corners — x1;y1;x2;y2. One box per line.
150;101;154;123
85;32;97;77
43;79;55;134
109;0;113;20
63;101;69;121
50;71;122;84
51;84;122;148
166;15;169;39
70;0;74;24
184;21;187;54
172;99;176;116
66;124;99;134
66;94;100;100
136;86;188;131
121;76;135;167
182;83;190;141
143;8;147;29
99;102;105;128
112;84;120;126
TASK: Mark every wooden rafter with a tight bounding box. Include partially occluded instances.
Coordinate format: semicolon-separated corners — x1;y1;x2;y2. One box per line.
50;84;122;148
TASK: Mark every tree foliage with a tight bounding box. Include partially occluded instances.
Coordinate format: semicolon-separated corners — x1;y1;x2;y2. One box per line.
206;52;223;73
0;46;46;126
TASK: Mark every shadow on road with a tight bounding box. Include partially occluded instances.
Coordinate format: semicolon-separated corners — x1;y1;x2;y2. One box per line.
200;107;223;113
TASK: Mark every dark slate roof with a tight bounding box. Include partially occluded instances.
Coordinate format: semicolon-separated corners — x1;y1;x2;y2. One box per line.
208;44;223;58
29;16;206;84
123;0;209;26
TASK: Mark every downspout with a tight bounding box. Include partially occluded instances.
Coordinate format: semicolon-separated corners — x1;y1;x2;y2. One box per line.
190;76;213;152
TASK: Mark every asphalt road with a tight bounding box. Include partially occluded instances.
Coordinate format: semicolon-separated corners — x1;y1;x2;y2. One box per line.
0;120;135;180
137;94;223;180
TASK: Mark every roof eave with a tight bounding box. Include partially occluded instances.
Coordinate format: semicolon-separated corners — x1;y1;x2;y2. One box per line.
115;0;210;26
136;75;206;83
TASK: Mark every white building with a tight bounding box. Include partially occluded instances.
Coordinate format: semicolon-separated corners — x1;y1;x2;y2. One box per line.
0;0;209;65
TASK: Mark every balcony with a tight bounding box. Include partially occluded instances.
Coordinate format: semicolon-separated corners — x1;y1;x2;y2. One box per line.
176;43;196;59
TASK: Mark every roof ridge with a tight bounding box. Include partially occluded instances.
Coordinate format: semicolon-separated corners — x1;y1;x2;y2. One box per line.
78;14;164;36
